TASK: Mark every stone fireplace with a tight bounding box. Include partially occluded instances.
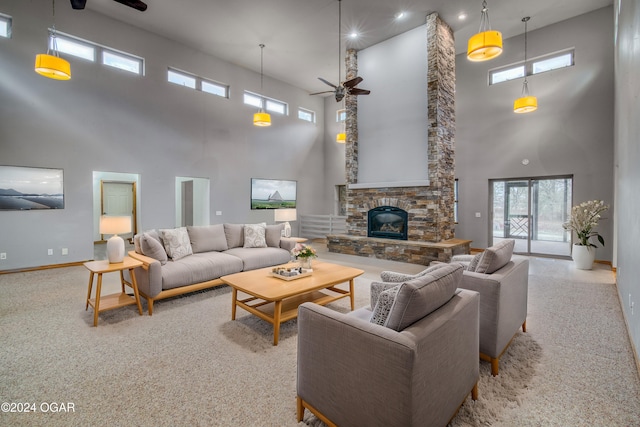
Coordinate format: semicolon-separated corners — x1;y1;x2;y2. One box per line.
327;13;471;265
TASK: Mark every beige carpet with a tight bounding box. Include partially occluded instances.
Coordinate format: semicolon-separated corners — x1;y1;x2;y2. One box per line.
1;254;639;426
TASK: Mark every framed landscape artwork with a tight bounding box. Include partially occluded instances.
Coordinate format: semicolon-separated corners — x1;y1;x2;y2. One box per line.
251;178;297;209
0;165;64;210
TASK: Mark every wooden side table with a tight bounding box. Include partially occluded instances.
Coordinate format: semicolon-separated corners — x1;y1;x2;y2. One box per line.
84;256;143;326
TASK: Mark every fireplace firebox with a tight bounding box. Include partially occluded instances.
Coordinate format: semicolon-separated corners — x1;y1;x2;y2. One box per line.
368;206;408;240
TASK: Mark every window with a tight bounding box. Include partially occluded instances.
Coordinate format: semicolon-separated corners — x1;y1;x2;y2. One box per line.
102;50;143;74
243;91;288;115
336;109;346;122
51;31;144;76
167;68;229;98
0;14;12;38
168;69;196;88
454;179;459;224
489;49;575;85
52;34;96;61
298;108;315;123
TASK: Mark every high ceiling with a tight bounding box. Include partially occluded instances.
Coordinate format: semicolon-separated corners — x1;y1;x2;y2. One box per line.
80;0;613;93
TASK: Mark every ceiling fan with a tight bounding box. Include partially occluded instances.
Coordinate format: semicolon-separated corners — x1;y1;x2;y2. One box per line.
310;0;370;102
70;0;148;12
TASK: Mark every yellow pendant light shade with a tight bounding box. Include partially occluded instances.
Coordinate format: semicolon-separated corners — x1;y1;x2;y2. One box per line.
514;96;538;113
35;53;71;80
467;30;503;62
336;132;346;143
513;17;537;114
253;111;272;127
467;0;503;62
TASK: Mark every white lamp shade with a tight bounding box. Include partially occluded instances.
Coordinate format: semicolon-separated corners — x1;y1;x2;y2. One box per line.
100;216;131;235
100;216;131;263
274;209;297;222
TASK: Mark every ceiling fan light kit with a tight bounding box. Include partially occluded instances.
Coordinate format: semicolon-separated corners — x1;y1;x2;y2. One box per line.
467;0;503;62
514;17;537;113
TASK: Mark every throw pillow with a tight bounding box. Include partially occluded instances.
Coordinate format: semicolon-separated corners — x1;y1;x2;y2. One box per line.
140;232;168;265
243;223;267;248
370;285;400;326
187;224;228;253
466;252;483;272
265;223;285;248
384;263;463;331
380;262;451;283
160;227;193;261
370;281;403;310
475;239;515;274
224;223;244;249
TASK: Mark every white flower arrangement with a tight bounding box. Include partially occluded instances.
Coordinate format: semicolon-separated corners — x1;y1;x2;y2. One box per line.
562;200;609;247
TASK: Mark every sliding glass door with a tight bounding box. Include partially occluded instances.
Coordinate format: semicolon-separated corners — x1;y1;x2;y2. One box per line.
490;176;572;257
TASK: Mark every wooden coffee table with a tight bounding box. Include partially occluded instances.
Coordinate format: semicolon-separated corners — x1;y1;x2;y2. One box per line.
221;261;364;345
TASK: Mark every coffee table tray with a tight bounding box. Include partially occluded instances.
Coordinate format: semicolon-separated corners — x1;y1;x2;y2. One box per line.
269;269;313;281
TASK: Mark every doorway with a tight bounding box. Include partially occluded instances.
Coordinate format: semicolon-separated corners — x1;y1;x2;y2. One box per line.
100;181;137;241
490;176;572;257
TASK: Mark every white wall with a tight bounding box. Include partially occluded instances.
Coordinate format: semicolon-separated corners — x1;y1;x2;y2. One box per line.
455;7;615;261
0;0;327;270
614;0;640;371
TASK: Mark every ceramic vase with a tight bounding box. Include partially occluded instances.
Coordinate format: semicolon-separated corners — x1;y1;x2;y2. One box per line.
572;244;595;270
299;257;312;269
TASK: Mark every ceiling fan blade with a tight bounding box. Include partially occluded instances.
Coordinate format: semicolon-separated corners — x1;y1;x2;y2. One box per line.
309;90;335;96
112;0;148;11
343;76;363;88
318;77;338;89
349;88;371;95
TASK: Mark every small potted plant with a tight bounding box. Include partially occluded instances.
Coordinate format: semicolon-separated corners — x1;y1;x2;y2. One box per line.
291;243;317;269
563;200;609;269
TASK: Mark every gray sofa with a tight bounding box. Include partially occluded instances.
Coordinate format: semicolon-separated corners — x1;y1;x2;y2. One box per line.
296;264;480;427
125;223;296;314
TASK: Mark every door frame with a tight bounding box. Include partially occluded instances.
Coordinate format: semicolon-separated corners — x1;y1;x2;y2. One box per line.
100;180;138;242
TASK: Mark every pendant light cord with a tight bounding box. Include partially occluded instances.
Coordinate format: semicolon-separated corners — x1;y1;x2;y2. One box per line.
338;0;342;83
259;43;265;91
522;17;530;94
479;0;492;32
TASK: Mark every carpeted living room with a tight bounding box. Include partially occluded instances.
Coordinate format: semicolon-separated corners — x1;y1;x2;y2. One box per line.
2;0;640;426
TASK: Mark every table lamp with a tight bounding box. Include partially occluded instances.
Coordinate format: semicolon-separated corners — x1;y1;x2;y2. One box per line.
274;209;296;238
100;215;131;263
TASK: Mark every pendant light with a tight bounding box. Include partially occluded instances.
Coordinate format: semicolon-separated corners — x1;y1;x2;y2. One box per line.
513;17;538;114
35;0;71;80
467;0;503;62
335;0;346;143
253;44;271;127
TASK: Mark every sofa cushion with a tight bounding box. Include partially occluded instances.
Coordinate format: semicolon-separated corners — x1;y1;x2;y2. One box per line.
243;223;267;248
187;224;228;253
265;223;285;248
475;239;515;274
224;223;244;249
140;232;168;265
160;227;193;261
223;247;292;271
380;263;463;331
160;252;244;290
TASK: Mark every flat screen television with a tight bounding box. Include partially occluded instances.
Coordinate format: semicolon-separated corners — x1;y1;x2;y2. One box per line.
251;178;297;210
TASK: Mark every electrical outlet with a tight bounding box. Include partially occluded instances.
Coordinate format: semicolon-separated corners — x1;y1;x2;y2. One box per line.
47;249;53;256
630;294;633;308
475;212;481;218
631;301;634;316
0;252;6;260
61;248;68;256
216;211;222;216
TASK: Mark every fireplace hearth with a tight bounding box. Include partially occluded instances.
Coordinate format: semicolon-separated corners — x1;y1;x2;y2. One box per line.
368;206;408;240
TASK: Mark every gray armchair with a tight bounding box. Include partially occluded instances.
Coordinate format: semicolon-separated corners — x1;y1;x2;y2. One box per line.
296;264;480;427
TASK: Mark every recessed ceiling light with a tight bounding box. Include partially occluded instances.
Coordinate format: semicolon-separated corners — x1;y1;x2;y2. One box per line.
349;32;358;38
458;13;467;20
395;12;406;20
